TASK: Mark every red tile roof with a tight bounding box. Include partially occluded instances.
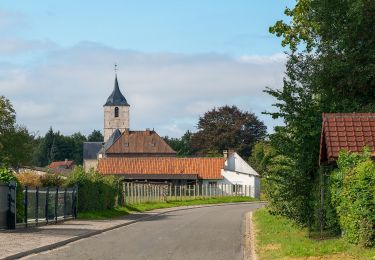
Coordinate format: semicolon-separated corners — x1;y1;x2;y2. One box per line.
320;113;375;164
48;160;75;169
98;157;225;179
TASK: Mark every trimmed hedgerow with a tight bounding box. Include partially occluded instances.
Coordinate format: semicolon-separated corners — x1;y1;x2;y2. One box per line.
65;166;120;212
330;149;375;247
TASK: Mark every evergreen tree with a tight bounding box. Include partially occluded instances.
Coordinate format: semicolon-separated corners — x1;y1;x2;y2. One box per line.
87;130;104;142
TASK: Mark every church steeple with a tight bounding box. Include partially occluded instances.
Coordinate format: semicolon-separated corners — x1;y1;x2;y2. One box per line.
103;66;130;142
104;74;130;107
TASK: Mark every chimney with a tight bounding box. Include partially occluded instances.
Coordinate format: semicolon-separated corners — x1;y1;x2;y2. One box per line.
146;128;151;135
223;150;228;159
228;149;235;156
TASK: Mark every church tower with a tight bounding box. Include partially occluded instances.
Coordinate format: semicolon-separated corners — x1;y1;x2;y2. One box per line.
103;74;130;142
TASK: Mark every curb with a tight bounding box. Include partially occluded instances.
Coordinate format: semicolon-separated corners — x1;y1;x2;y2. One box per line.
3;201;266;260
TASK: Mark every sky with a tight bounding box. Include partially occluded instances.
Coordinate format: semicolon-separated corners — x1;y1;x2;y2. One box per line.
0;1;294;138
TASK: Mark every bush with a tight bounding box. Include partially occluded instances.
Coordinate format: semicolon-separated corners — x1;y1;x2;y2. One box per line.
262;154;312;226
40;173;64;187
17;172;42;187
0;168;24;222
0;167;17;183
65;166;119;212
330;150;375;247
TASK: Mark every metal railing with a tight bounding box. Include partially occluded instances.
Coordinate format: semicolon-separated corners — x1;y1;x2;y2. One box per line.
122;183;255;204
0;183;9;229
19;186;77;227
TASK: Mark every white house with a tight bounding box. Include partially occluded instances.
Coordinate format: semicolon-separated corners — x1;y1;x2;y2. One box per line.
202;151;261;198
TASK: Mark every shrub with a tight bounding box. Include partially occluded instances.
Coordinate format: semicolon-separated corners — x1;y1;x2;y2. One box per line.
17;172;42;187
40;173;65;187
330;150;375;247
65;166;119;212
0;167;24;222
0;167;17;183
262;154;312;226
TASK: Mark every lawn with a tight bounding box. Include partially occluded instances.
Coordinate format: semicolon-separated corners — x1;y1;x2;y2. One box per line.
253;208;375;259
78;196;256;220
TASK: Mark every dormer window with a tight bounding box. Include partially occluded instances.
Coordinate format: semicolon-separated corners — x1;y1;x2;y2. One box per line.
114;107;119;118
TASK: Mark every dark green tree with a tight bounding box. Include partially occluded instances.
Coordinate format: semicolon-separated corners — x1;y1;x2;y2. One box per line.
191;105;267;158
49;138;59;163
87;130;104;142
0;96;35;168
163;131;195;157
70;132;87;164
264;0;375;226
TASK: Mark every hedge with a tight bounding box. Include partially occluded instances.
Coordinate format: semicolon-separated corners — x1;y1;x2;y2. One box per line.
330;150;375;247
65;166;120;212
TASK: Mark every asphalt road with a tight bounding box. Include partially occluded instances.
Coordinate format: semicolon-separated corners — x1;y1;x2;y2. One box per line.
25;203;264;260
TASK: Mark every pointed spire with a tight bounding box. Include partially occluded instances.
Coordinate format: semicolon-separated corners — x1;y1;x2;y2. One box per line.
104;69;130;107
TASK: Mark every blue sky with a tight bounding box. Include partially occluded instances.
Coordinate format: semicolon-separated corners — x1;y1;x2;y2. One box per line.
0;1;294;137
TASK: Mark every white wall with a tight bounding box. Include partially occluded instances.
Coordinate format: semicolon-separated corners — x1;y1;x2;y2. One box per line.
225;152;259;176
202;152;261;198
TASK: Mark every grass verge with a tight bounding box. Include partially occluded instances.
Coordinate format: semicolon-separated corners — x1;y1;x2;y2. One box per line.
253;208;375;259
78;196;256;220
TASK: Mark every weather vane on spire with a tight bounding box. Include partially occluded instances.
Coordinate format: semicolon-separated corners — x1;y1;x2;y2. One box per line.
114;63;118;74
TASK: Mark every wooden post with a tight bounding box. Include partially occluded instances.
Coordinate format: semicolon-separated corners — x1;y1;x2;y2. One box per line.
320;169;325;239
131;183;134;204
179;186;182;201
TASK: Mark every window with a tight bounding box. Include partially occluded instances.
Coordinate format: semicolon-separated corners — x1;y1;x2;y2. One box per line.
232;184;243;193
114;107;119;117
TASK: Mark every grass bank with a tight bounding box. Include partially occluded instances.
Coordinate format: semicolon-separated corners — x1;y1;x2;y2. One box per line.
253;208;375;259
78;196;257;220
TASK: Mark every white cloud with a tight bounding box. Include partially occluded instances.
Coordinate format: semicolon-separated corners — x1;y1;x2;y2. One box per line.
238;53;287;64
0;42;285;137
0;37;57;55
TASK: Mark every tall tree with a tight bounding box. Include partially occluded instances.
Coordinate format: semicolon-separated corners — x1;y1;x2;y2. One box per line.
264;0;375;226
87;130;104;142
191;105;267;158
0;96;35;168
163;130;195;157
70;132;87;164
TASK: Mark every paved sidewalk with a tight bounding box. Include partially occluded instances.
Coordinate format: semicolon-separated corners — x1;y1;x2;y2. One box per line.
0;202;263;260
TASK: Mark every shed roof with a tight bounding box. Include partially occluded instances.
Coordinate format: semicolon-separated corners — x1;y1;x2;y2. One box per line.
319;113;375;164
98;157;225;179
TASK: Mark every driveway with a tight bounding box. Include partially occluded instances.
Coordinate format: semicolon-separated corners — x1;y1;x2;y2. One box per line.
24;203;263;260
